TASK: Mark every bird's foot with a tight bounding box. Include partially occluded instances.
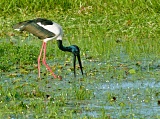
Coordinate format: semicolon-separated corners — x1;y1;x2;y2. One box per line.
51;74;62;80
57;75;62;80
37;76;42;80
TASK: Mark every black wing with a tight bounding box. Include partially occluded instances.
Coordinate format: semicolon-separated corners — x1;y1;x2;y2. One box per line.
13;18;55;39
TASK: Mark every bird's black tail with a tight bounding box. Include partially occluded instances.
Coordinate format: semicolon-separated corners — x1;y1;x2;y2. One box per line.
13;20;31;31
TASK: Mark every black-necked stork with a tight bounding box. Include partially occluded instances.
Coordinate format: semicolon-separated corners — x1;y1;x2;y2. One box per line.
13;18;83;78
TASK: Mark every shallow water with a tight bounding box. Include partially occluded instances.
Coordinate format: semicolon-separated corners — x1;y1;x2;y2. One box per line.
81;79;160;118
0;59;160;119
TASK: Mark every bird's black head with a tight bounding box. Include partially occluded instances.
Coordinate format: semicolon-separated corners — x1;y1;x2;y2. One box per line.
69;45;80;55
57;40;83;77
69;45;83;77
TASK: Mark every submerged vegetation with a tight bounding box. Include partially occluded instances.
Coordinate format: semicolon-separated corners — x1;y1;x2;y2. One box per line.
0;0;160;118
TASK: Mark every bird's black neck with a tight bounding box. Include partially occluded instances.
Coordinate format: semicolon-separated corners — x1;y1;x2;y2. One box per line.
57;40;71;52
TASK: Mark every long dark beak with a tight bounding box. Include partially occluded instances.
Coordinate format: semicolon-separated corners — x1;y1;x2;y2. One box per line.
73;53;83;77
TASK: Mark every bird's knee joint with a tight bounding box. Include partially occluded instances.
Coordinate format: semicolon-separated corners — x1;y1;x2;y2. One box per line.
42;59;46;65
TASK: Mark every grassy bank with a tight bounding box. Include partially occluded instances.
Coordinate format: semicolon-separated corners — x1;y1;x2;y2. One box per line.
0;0;160;71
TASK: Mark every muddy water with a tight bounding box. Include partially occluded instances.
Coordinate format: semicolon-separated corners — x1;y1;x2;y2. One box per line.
80;79;160;118
1;59;160;119
64;59;160;118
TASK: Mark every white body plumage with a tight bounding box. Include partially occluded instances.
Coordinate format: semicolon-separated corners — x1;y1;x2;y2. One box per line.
37;22;63;42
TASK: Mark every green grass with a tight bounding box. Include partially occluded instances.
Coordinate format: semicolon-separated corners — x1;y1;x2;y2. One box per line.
0;0;160;118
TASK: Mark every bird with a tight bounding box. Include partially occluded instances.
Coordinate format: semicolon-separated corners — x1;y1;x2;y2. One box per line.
13;18;83;78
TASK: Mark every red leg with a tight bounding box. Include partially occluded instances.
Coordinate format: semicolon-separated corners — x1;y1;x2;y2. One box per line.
42;42;57;78
37;42;45;78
